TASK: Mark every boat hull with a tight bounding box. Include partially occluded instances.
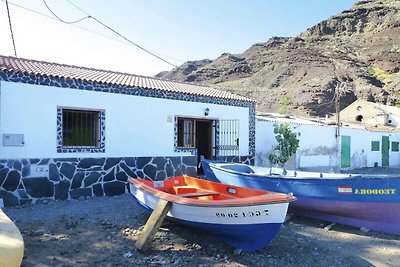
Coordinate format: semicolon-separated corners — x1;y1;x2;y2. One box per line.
129;183;289;251
204;161;400;235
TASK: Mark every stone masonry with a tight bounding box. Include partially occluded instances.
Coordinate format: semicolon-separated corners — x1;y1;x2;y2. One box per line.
0;156;196;207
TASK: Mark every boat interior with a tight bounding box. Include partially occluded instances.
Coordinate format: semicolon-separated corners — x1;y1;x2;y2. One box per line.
129;175;296;204
217;163;359;179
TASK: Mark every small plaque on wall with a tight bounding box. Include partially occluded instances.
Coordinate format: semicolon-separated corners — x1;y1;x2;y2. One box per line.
3;134;24;146
166;116;173;124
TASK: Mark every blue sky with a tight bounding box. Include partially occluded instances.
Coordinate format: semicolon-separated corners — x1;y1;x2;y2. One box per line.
0;0;356;76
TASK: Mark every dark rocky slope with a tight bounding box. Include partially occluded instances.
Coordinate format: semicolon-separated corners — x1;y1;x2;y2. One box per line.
156;0;400;116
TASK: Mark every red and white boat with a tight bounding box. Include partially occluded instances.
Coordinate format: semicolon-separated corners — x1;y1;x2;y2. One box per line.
128;175;295;251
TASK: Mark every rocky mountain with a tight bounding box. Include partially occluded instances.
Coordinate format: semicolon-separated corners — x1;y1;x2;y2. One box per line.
156;0;400;117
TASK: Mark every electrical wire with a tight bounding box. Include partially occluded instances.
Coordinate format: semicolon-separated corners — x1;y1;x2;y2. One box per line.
1;0;182;67
66;0;184;64
43;0;90;24
89;16;178;68
65;0;91;16
5;0;17;57
43;0;178;68
0;0;120;42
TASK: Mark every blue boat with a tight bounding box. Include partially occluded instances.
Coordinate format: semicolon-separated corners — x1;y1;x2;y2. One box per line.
201;159;400;235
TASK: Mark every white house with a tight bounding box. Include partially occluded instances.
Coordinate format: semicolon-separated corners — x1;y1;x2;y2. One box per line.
0;55;255;206
340;99;400;127
256;113;400;171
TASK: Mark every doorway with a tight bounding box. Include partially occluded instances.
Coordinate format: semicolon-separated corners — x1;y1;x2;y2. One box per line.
382;136;390;166
196;120;213;172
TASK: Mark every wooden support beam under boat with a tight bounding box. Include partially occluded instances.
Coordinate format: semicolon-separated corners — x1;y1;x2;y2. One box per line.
135;198;172;251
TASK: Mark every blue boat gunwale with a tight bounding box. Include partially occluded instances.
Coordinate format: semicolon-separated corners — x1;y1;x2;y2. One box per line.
209;162;399;181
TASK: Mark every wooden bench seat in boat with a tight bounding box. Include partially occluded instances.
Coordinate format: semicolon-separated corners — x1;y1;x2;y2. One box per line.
172;186;220;198
177;191;220;198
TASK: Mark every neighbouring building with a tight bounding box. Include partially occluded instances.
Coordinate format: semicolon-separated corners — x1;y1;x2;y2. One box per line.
340;99;400;127
256;113;400;171
0;56;255;207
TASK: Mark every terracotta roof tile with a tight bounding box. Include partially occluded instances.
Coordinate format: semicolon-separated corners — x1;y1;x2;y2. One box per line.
0;56;253;102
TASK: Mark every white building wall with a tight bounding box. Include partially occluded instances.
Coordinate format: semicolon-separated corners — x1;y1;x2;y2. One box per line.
255;119;275;167
390;132;400;165
256;119;338;169
340;128;366;168
256;116;400;170
294;124;337;168
341;128;400;168
387;114;400;127
0;81;249;159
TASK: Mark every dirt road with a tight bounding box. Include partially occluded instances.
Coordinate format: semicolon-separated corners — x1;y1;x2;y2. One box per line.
4;193;400;267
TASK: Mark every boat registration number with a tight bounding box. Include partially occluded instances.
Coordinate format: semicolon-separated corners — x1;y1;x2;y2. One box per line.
215;209;269;218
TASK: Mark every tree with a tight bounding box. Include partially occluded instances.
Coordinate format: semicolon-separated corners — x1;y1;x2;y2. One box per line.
268;123;299;167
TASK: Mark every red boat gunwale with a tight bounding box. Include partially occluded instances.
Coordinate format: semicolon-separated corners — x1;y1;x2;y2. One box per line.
128;175;295;207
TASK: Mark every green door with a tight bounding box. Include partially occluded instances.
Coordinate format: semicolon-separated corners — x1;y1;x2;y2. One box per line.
341;135;351;168
382;136;390;166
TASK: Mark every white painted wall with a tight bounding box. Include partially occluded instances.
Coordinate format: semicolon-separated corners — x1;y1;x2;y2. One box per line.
255;120;275;167
387;114;400;127
256;119;338;168
256;116;400;169
343;128;400;168
0;81;249;158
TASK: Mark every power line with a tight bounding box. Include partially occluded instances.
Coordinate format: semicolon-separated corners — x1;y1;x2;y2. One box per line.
65;0;90;16
43;0;178;68
0;0;135;48
5;0;17;57
89;16;178;68
1;0;182;67
2;0;61;20
61;0;184;63
43;0;90;24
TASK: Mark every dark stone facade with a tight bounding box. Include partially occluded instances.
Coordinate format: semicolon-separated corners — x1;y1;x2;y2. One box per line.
0;156;197;207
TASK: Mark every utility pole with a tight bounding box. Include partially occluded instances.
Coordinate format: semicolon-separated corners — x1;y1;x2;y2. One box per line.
335;84;341;138
335;81;347;171
335;81;349;134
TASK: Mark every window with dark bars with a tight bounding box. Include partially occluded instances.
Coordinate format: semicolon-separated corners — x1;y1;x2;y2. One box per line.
177;118;195;148
62;109;100;148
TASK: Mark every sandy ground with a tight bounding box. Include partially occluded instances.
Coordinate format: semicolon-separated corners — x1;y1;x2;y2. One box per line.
3;193;400;267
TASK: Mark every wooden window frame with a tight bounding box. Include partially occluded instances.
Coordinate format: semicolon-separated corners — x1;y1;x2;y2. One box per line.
177;118;196;148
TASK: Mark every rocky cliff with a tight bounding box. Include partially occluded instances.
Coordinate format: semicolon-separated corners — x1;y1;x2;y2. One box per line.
156;0;400;116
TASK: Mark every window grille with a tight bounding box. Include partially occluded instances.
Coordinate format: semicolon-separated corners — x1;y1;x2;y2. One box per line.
216;119;239;157
62;109;100;148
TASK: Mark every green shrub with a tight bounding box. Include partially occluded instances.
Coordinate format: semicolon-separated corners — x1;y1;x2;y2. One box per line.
268;123;299;167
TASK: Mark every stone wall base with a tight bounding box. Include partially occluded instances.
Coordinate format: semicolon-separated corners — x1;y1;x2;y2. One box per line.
0;156;197;207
